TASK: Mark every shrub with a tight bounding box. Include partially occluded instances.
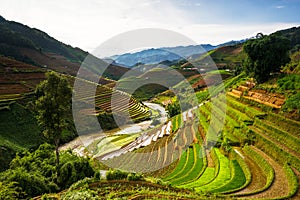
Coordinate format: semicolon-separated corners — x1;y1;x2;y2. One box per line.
62;189;98;200
58;152;95;189
166;101;181;118
282;92;300;113
0;143;95;198
277;74;300;90
0;181;24;200
94;171;101;181
106;169;128;180
127;173;144;181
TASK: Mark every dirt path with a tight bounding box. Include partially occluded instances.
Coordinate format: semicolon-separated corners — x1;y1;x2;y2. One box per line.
232;152;266;195
238;146;289;199
206;150;214;168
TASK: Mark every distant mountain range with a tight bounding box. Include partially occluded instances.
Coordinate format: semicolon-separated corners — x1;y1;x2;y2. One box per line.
1;14;299;75
108;41;246;67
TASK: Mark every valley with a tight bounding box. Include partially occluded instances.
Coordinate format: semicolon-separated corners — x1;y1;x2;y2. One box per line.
0;14;299;200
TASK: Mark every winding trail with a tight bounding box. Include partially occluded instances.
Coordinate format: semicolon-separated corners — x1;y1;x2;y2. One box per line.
236;146;289;199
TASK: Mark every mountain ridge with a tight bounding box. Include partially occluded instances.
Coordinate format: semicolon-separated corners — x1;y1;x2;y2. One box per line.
108;40;245;67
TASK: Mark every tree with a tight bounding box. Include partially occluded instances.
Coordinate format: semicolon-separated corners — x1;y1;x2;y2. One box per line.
166;101;181;118
35;71;72;166
243;33;291;83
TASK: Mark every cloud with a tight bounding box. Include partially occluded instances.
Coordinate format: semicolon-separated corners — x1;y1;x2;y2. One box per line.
275;5;285;9
177;23;299;45
0;0;298;56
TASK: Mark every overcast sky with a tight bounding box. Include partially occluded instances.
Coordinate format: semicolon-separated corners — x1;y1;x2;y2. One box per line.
1;0;300;56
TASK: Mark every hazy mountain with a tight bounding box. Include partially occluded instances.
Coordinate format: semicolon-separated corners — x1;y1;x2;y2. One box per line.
108;40;248;67
109;44;217;67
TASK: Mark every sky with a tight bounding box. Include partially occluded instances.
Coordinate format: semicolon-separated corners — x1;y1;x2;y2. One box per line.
0;0;300;56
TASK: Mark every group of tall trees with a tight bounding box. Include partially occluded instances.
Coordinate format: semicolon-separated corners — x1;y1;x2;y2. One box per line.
243;33;291;83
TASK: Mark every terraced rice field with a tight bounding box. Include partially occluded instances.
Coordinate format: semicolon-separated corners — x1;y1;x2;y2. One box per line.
101;92;300;199
73;77;150;122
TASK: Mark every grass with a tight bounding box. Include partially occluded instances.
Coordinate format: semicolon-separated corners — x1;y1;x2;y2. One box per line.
0;102;45;172
171;144;205;186
0;94;22;100
253;127;300;172
265;113;300;138
165;147;194;182
211;160;246;193
179;148;219;189
162;149;188;180
254;118;300;153
171;114;182;132
226;95;266;118
195;149;231;192
46;179;219;200
0;103;44;151
180;167;215;189
242;145;275;194
280;164;299;199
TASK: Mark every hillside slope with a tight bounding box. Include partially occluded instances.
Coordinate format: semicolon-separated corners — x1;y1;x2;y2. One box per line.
0;15;129;80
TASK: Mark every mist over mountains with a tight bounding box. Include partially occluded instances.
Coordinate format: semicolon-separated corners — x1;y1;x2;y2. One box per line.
108;41;245;67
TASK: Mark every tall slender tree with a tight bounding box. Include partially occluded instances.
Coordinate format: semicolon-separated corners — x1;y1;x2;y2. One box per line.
35;71;72;167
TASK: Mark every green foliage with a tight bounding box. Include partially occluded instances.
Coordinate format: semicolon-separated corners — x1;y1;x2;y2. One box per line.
282;164;298;199
166;101;181;118
58;152;95;189
163;150;188;180
219;150;251;194
61;189;98;200
265;113;300;137
196;90;209;102
181;149;219;189
0;102;45;171
277;74;300;90
132;83;168;101
164;147;194;183
282;92;300;113
127;173;144;181
253;127;300;171
106;169;128;180
171;144;205;186
105;169;144;182
196;149;231;192
35;71;73;165
208;73;246;97
254;118;300;153
0;182;23;199
210;160;246;193
226;95;265;118
243;33;291;83
0;143;95;198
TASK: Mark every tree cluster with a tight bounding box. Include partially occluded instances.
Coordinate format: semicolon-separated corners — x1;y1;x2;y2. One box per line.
243;33;291;83
0;143;95;199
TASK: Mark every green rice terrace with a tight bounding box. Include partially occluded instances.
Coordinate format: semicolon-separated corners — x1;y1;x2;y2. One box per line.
86;84;299;199
0;15;300;200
